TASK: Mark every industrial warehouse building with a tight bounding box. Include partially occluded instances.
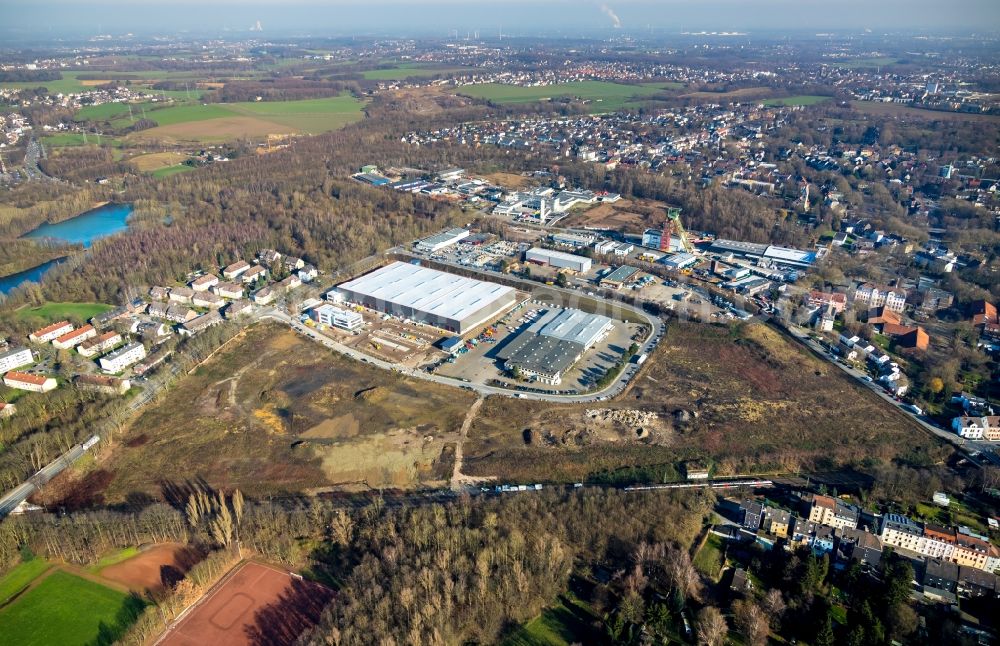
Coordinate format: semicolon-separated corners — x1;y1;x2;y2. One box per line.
414;228;470;253
525;247;592;272
709;239;817;269
497;308;614;385
336;262;517;334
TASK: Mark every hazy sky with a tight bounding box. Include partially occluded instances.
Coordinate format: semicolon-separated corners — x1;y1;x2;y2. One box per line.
5;0;1000;38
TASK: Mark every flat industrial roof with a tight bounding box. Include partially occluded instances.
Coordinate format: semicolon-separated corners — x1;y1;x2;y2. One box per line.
497;334;584;377
338;262;515;323
529;308;613;349
526;247;590;263
417;228;469;248
602;265;640;284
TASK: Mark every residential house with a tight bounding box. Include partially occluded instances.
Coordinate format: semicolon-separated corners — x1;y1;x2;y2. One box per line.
808;291;847;314
838;529;883;568
168;287;194;304
762;506;791;538
180;311;223;337
729;568;752;596
149;286;169;301
923;559;959;596
165;305;197;324
192;292;224;309
952;416;1000;441
879;514;925;554
223;260;250;280
74;374;130;395
298;265;318;283
882;323;930;351
137;322;172;344
99;342;146;373
969;300;998;328
807;494;860;530
3;371;57;393
258;249;282;265
0;402;15;418
854;283;907;312
865;306;901;327
739;499;764;530
224;300;252;319
190;274;219;292
147;302;169;319
282;256;305;272
91;306;128;329
52;325;96;350
276;274;302;292
252;286;275;305
78;331;122;358
953;528;993;571
922;524;957;560
0;347;33;373
212;282;244;300
958;566;998;598
241;265;267;284
28;321;73;344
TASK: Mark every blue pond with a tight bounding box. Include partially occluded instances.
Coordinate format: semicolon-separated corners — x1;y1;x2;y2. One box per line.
23;202;132;247
0;203;133;296
0;258;66;296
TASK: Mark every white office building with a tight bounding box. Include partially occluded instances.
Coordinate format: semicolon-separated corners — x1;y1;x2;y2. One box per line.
312;304;364;331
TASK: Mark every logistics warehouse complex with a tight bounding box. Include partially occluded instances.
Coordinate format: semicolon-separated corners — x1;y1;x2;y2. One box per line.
335;261;517;334
497;308;614;385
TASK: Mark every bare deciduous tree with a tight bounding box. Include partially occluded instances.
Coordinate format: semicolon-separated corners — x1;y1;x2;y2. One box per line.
696;606;728;646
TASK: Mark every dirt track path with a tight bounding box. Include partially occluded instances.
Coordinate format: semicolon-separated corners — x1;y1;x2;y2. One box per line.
450;397;492;490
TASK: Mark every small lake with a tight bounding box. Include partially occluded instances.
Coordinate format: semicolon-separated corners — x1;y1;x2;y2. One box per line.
0;258;66;296
0;203;133;296
23;202;132;247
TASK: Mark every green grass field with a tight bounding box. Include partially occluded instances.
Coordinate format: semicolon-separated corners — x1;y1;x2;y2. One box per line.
457;81;668;112
0;71;89;94
119;94;366;140
0;558;51;605
693;534;725;580
503;595;598;646
151;164;196;178
765;95;832;107
0;570;142;646
40;133;125;148
15;301;112;323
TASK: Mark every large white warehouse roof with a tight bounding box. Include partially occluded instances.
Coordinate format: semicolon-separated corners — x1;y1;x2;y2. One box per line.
337;262;515;328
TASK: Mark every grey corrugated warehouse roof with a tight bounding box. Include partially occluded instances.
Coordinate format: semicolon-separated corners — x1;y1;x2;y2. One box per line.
337;261;515;326
528;308;613;349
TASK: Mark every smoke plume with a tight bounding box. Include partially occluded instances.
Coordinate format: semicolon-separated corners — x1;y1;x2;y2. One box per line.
600;3;622;28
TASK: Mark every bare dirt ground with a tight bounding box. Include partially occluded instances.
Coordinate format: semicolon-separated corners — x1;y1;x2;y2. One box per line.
562;198;671;232
158;561;332;646
130;151;190;171
461;320;941;483
90;323;475;503
481;172;531;190
99;543;204;594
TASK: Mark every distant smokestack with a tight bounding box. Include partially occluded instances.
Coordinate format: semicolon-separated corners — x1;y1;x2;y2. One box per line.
600;4;622;29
